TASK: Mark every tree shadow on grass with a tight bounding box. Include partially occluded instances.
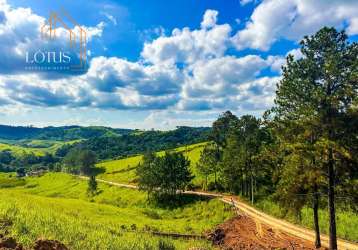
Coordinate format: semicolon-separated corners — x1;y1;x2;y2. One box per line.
149;193;212;209
91;167;106;176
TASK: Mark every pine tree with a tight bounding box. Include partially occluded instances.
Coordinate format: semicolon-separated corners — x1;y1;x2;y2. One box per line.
273;27;358;249
196;143;221;190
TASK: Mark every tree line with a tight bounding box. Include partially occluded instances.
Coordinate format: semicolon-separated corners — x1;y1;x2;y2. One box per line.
194;27;357;250
119;27;357;250
136;28;357;250
0;150;58;174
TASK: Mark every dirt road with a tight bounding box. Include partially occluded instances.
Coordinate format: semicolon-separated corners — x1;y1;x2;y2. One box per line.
220;197;357;250
79;176;358;250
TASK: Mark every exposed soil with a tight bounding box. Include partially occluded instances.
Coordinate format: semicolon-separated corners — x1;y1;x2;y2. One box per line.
208;215;328;250
33;239;68;250
0;235;68;250
0;236;23;250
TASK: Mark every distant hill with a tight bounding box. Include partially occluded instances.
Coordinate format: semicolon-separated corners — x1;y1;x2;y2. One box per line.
0;125;211;160
77;126;210;159
0;125;132;140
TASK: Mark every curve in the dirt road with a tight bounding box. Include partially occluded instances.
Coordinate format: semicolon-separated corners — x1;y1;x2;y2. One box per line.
220;198;357;250
78;176;358;250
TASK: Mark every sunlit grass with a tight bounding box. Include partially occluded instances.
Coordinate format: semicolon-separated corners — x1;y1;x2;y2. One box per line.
255;198;358;242
97;142;207;185
0;172;233;249
0;140;80;156
0;143;46;156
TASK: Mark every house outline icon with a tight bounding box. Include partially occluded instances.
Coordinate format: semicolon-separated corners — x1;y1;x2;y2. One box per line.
41;9;87;71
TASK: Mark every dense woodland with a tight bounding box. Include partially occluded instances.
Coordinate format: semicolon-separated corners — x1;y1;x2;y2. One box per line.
73;126;210;159
0;125;132;140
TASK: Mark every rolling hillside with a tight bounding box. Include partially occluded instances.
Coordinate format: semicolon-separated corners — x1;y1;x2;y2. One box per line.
0;172;233;250
0;140;80;156
0;125;210;160
97;142;207;186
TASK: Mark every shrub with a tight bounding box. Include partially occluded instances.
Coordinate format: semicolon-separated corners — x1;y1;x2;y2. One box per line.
158;239;175;250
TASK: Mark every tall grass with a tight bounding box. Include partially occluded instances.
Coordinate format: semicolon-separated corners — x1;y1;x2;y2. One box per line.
255;198;358;242
0;172;233;249
0;173;26;188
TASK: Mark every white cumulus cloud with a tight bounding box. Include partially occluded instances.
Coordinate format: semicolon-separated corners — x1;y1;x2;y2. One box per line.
233;0;358;51
201;9;218;29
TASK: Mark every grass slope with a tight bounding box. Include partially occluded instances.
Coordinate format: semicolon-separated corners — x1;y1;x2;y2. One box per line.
97;142;358;242
0;140;80;156
0;143;46;156
255;198;358;242
97;142;207;185
0;172;234;249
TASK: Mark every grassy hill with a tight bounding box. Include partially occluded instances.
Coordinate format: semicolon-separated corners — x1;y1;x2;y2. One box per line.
0;140;80;156
0;172;233;249
0;143;47;156
0;125;210;161
97;142;207;186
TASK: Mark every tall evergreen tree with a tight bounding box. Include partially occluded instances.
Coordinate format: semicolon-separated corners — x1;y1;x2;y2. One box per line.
196;142;221;190
273;27;358;249
211;111;239;148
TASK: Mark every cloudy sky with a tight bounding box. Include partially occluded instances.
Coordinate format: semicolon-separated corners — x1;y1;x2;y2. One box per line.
0;0;357;129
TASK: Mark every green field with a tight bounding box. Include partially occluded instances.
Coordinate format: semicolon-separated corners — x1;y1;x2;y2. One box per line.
0;143;47;156
0;139;81;156
0;172;234;249
97;142;207;186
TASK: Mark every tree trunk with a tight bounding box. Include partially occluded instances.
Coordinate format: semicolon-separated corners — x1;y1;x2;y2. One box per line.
244;177;247;197
246;179;249;198
250;172;254;204
254;178;257;200
325;80;337;250
313;184;321;248
214;172;217;189
328;147;337;250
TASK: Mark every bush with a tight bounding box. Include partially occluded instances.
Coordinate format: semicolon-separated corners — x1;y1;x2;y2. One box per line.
143;209;162;220
158;239;175;250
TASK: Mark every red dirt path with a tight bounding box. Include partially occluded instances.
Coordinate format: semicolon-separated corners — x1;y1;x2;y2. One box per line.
209;215;327;250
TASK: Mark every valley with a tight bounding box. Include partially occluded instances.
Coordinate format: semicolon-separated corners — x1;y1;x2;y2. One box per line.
0;132;357;249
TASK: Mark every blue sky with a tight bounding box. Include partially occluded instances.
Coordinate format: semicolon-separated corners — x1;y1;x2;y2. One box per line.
0;0;357;129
